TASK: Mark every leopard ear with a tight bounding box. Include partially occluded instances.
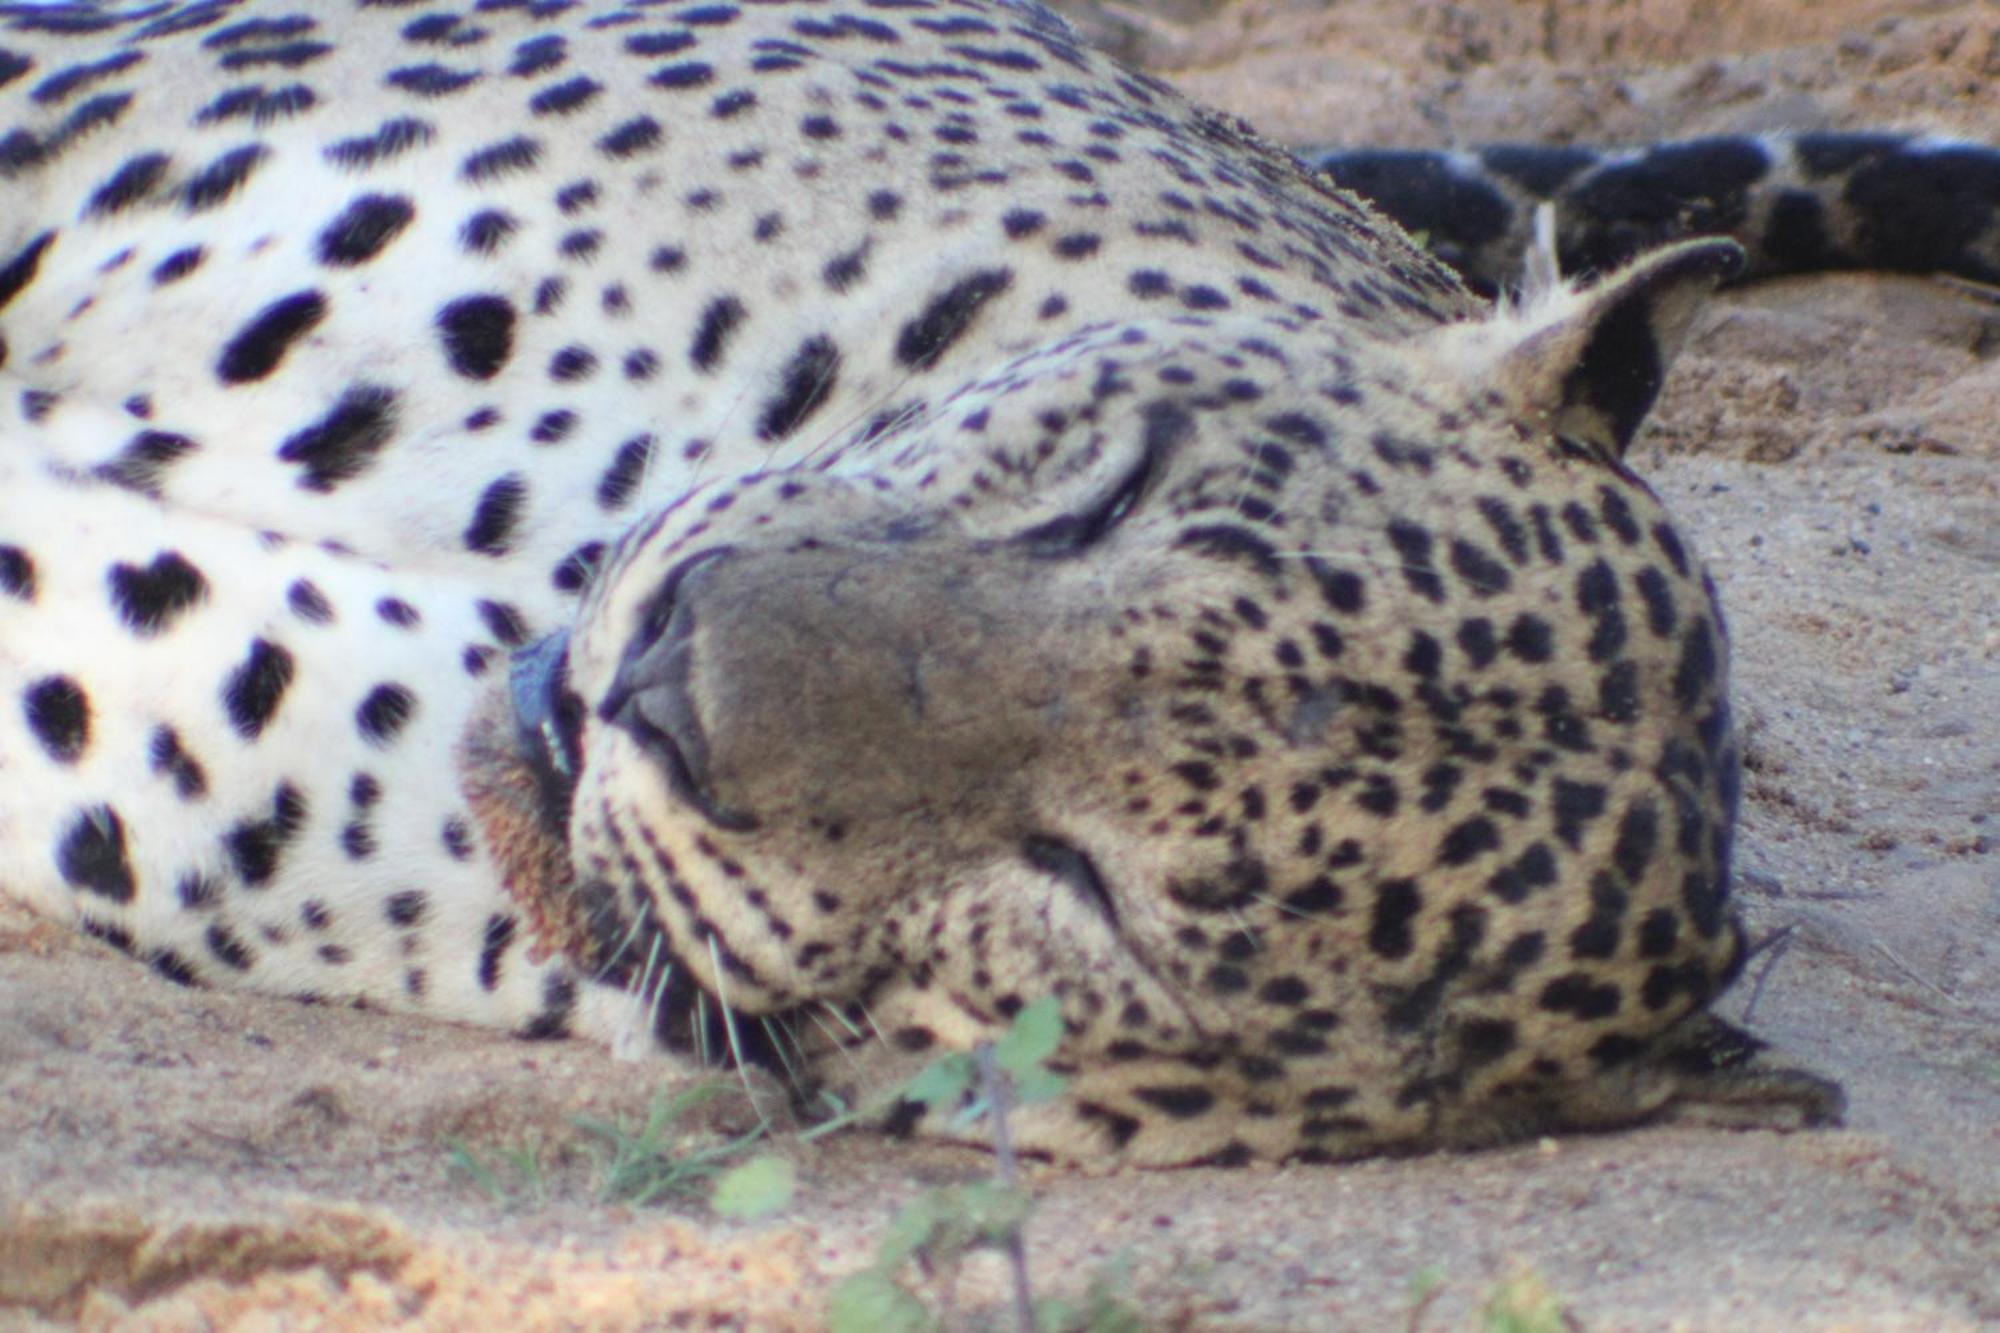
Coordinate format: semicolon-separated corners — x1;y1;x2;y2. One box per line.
1482;238;1743;459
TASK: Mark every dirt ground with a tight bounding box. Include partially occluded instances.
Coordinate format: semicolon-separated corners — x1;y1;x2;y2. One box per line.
3;1;1996;1328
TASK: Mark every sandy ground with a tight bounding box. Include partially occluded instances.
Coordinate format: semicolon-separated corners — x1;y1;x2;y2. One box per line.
3;1;1997;1328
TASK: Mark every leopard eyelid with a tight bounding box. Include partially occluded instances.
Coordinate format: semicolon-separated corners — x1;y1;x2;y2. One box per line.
1015;441;1162;555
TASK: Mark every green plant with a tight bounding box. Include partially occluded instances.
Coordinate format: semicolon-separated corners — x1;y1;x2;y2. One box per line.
573;1078;766;1207
829;998;1142;1333
1480;1269;1572;1333
445;1129;549;1209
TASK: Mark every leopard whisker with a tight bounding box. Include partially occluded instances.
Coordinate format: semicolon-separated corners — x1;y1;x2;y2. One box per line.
708;934;768;1127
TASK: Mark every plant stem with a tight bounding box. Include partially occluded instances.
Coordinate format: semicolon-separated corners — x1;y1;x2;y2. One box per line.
978;1041;1037;1333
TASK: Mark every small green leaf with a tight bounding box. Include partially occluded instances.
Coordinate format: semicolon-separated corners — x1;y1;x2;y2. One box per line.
874;1192;950;1269
903;1052;976;1108
955;1179;1034;1244
1009;1065;1070;1107
828;1270;932;1333
993;995;1065;1075
710;1153;796;1220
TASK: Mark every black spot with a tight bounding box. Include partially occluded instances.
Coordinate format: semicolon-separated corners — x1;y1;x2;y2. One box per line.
24;676;89;762
376;597;419;628
32;50;143;106
1598;486;1641;544
530;74;600;116
596;434;654;510
454;209;516;258
356;684;416;745
1551;779;1608;850
1281;876;1343;915
478;914;515;990
1438;817;1500;866
0;546;36;600
1456;617;1498;669
549;346;597;382
441;817;474;861
1002;208;1045;238
387;62;480;98
1307;561;1365;614
341;820;376;860
178;872;221;909
1449;539;1511;595
0;230;54;312
650;61;715;91
508;33;567;76
92;429;199;497
690;295;745;372
316;193;415;267
1634;567;1678;638
205;922;254;971
277;383;397;491
597;115;662;159
150;950;200;987
1637;908;1678;959
823;243;869;291
1569;872;1629;960
520;970;576;1040
384;889;428;926
896;268;1013;370
530;409;576;443
1674;619;1717;703
756;335;840;441
223;781;307;885
1539;973;1621;1021
287;579;333;624
1385;521;1446;604
107;551;207;635
1596;660;1639;723
1505;614;1554;663
57;806;133;902
86;152;171;216
1403;631;1442;679
711;88;757;119
1368;878;1422;959
1260;975;1311;1006
181;144;268;211
216;290;327;384
216;40;332;72
1456;1018;1517;1069
462;134;541;184
323;116;436;170
151;246;205;285
1486;843;1558;904
148;726;208;799
464;474;528;555
477;599;530;648
437;294;516;379
1682;867;1724;938
1133;1085;1215;1118
222;639;295;738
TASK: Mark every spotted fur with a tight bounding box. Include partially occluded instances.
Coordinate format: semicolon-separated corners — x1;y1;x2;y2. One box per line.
6;0;1985;1165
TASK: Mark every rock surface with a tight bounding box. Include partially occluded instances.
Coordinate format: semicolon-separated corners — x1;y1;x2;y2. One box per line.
4;1;1996;1327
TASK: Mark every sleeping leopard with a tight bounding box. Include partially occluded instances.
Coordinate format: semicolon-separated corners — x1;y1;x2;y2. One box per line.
2;0;1994;1167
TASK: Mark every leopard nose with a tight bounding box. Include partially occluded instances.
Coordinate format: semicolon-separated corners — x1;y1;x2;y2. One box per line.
601;551;761;833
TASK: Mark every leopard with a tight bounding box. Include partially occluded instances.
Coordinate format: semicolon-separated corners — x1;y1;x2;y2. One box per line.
1;0;1993;1168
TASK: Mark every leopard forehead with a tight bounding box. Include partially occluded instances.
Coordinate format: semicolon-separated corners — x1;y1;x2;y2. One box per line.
0;0;1776;1165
